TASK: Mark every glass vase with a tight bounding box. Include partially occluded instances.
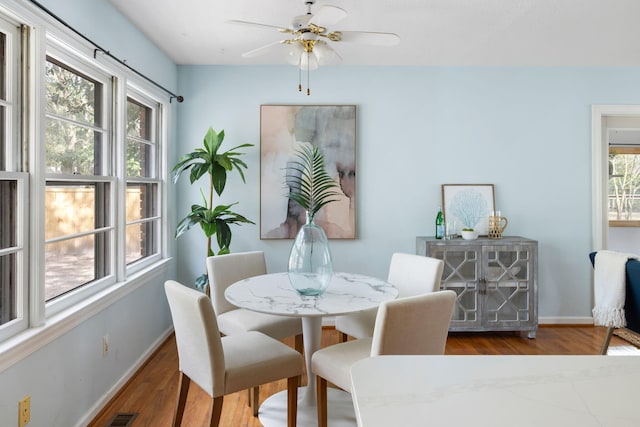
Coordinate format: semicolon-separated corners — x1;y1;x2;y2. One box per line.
287;212;333;296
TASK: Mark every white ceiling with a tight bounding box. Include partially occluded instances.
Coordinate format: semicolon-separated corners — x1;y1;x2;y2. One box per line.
110;0;640;67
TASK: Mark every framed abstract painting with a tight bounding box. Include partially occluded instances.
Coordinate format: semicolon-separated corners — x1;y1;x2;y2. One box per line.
260;105;356;239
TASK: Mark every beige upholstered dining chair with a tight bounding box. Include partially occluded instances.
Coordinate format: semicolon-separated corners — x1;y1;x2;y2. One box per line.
334;252;445;341
164;280;303;427
206;251;303;413
312;290;456;427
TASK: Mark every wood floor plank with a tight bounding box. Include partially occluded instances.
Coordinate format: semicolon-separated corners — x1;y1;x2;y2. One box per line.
88;325;637;427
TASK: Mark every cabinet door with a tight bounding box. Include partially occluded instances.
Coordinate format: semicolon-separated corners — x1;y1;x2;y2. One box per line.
482;244;535;328
429;244;482;328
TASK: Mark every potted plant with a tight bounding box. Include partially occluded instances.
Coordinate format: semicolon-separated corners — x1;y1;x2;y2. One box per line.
460;227;478;240
285;142;341;296
173;127;254;291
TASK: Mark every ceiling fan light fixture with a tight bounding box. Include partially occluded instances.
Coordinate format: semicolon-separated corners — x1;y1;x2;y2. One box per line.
299;49;318;71
284;42;304;65
313;40;338;66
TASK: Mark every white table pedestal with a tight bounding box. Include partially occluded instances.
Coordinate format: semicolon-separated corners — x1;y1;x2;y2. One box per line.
259;386;357;427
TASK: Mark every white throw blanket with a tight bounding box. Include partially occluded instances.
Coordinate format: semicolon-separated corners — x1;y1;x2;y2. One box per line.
592;250;639;328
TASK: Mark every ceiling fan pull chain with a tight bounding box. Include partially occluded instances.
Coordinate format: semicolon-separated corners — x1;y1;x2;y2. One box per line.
298;52;303;92
307;52;311;95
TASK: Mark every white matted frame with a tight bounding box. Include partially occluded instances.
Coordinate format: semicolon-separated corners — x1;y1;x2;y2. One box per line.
260;105;356;239
442;184;495;236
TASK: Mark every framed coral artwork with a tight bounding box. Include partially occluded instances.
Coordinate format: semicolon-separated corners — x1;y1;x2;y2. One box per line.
442;184;495;236
260;105;356;239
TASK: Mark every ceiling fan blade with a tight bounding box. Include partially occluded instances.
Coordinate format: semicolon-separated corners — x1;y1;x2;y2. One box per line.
308;5;347;28
241;40;285;58
338;31;400;46
291;13;313;30
228;20;293;34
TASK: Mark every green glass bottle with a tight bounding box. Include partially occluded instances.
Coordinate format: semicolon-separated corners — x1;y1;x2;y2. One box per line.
435;207;444;239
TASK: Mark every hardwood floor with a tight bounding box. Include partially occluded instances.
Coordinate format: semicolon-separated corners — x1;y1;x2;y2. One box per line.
88;326;638;427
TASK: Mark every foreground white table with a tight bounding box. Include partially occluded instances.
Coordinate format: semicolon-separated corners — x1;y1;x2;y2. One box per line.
225;272;397;427
350;355;640;427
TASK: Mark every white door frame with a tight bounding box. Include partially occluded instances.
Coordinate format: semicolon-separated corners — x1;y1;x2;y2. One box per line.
591;105;640;250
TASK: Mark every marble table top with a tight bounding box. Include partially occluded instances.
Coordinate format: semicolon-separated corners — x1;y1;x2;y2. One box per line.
225;272;398;317
350;355;640;427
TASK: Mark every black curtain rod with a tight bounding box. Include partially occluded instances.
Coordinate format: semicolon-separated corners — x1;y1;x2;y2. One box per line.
28;0;184;103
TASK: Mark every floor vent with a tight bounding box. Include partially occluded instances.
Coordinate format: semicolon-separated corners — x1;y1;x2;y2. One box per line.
105;412;138;427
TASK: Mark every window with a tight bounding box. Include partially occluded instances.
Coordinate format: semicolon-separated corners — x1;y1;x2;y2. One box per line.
125;95;161;268
44;56;114;301
0;6;169;344
0;17;27;340
608;146;640;227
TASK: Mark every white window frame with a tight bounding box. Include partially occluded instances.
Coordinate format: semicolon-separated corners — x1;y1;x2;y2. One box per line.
122;88;164;275
0;15;28;342
0;173;29;342
43;44;117;317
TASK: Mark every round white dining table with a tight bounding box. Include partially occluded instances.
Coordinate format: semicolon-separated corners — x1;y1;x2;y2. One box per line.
225;271;398;427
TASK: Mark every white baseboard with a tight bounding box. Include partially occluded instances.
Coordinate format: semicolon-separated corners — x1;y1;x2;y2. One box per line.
539;316;593;325
75;326;174;427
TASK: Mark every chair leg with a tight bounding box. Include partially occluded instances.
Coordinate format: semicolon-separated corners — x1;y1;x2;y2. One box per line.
172;372;190;427
287;376;299;427
294;334;304;386
339;332;349;343
250;386;259;417
294;333;304;354
316;376;328;427
601;326;615;355
209;396;224;427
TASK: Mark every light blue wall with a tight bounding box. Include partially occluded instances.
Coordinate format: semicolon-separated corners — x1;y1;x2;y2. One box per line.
176;65;640;322
0;1;178;426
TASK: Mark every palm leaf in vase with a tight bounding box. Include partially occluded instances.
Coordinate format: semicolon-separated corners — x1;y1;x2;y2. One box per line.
285;142;341;221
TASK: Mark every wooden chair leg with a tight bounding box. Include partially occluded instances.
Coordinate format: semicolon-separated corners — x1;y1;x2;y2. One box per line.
209;396;224;427
294;333;304;354
293;334;304;386
251;386;259;417
601;326;615;355
339;332;349;343
172;372;190;427
287;376;299;427
316;376;328;427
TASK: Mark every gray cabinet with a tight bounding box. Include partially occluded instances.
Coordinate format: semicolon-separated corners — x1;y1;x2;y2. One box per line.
416;236;538;338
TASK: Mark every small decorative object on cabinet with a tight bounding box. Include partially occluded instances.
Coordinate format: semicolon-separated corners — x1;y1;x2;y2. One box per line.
416;236;538;338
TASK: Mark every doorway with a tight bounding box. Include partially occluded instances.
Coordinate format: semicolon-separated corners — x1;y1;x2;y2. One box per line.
591;105;640;254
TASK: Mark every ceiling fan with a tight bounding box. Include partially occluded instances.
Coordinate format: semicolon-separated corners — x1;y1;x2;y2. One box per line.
229;0;400;94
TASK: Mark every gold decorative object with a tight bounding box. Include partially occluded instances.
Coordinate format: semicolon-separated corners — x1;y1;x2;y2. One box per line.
488;213;508;239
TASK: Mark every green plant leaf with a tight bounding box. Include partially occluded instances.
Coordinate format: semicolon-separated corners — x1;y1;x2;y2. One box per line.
215;220;232;251
285;142;341;219
195;273;209;291
211;162;228;196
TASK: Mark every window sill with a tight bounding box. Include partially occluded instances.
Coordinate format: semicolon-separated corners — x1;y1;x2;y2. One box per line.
0;258;172;373
609;221;640;227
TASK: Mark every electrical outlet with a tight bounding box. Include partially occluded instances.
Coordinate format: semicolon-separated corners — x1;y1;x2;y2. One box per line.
18;395;30;427
103;335;109;356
